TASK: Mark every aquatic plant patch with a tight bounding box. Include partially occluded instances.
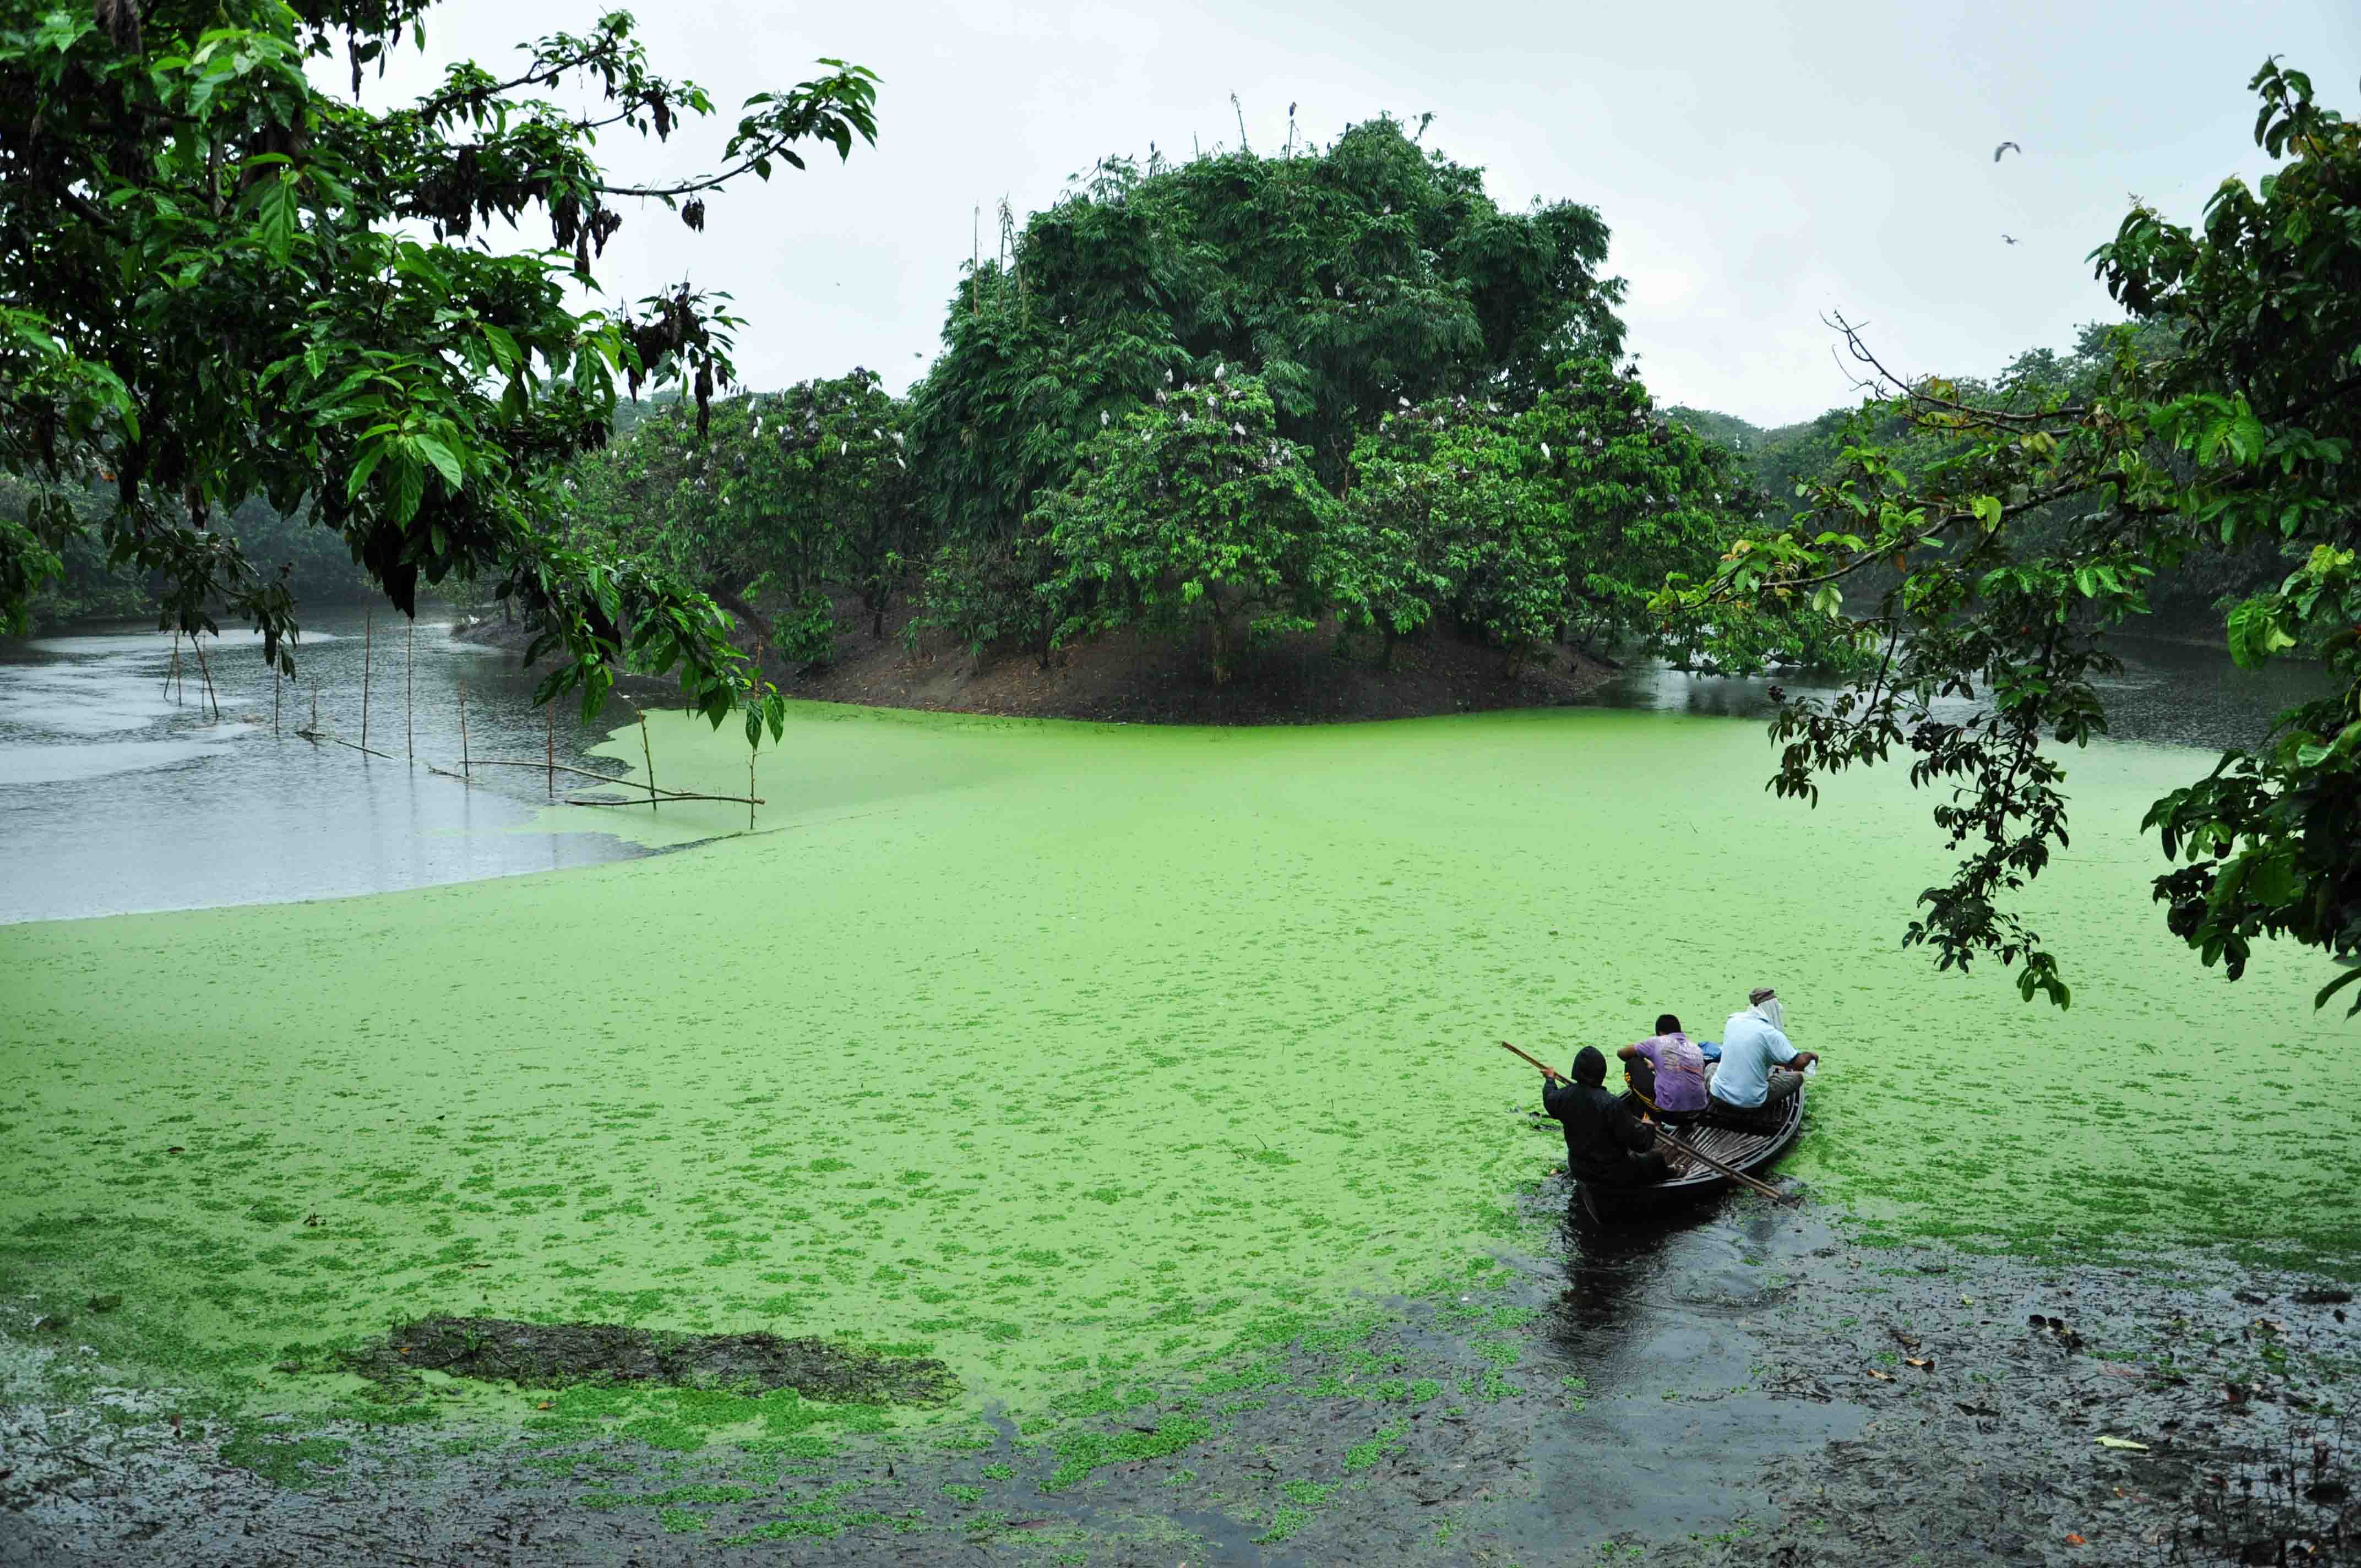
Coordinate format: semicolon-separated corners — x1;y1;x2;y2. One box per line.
2;703;2355;1423
331;1315;958;1404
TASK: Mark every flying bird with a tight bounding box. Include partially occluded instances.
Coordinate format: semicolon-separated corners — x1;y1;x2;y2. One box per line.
2002;233;2019;245
1993;141;2021;162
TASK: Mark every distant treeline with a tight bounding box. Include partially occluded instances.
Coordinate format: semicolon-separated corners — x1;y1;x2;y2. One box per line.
3;476;388;628
1669;323;2289;636
23;117;2252;673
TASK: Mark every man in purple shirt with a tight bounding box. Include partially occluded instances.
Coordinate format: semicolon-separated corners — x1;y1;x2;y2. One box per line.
1618;1014;1710;1124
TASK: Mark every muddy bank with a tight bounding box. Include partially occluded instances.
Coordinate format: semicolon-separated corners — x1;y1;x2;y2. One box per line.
330;1317;959;1407
8;1187;2357;1567
453;598;1616;725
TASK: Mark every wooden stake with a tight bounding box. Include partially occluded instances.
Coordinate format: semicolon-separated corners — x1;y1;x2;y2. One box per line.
459;684;471;783
567;791;763;808
192;633;218;720
405;618;415;765
639;712;657;812
546;700;555;798
748;744;757;830
311;678;319;732
273;667;280;737
361;611;372;755
164;631;178;700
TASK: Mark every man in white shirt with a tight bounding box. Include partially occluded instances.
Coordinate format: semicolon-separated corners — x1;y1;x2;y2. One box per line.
1707;988;1818;1128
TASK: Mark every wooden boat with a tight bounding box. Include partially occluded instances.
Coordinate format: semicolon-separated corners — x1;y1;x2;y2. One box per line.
1575;1086;1806;1223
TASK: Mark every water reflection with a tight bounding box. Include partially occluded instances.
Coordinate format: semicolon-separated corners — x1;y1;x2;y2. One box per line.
1595;634;2334;753
0;612;646;924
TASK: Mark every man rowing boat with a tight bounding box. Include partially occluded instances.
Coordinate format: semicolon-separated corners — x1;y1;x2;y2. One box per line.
1542;1046;1673;1188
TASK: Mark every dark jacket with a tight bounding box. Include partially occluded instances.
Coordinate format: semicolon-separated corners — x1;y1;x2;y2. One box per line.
1543;1079;1657;1182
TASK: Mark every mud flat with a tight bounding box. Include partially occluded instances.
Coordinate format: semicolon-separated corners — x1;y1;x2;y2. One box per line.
7;1190;2357;1566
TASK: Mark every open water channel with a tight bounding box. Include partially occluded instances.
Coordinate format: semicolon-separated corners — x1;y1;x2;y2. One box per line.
0;618;2329;926
0;612;645;924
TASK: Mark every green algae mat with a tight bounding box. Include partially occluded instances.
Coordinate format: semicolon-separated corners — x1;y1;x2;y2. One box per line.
3;703;2354;1418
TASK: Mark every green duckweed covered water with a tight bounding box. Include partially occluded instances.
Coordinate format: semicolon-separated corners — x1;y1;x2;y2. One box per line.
3;703;2354;1417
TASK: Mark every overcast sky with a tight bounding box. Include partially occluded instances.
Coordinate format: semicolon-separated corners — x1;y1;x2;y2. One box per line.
370;1;2360;429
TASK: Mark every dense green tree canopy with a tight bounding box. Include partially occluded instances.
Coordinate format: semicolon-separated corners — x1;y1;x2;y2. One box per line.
1661;59;2361;1014
1337;361;1777;669
1037;374;1335;680
0;0;874;741
568;371;920;662
905;121;1626;547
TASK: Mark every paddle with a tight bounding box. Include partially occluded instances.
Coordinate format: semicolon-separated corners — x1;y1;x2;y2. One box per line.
1500;1040;1799;1205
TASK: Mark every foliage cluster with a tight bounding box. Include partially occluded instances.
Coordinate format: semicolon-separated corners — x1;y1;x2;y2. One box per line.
564;371;921;663
905;119;1627;548
0;0;881;750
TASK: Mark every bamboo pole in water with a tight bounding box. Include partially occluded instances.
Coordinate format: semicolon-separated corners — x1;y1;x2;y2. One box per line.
639;712;657;812
273;667;280;736
405;618;415;764
311;678;319;732
448;757;717;794
748;745;757;830
361;612;372;755
192;633;219;721
546;701;555;798
164;632;177;700
459;684;471;783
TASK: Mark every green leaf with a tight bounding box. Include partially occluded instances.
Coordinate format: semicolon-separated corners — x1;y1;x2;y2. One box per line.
1971;494;2003;532
411;434;464;492
255;171;301;266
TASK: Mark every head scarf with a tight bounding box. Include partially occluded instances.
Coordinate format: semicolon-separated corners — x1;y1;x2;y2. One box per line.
1748;988;1785;1033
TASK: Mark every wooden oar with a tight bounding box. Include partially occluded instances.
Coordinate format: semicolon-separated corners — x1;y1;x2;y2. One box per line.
1627;1083;1799;1205
1498;1039;1565;1081
1500;1040;1798;1205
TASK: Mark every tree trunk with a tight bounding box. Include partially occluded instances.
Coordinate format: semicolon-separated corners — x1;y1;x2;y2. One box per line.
707;585;775;649
1208;616;1236;684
